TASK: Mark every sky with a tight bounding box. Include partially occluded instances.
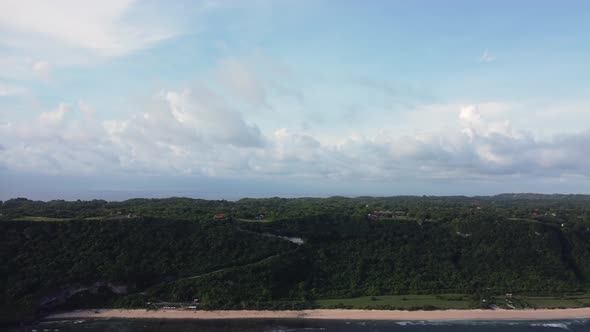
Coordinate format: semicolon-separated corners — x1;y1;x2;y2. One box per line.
1;0;590;200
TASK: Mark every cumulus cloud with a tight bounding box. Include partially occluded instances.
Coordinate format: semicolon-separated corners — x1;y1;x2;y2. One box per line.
459;105;516;139
0;87;267;175
1;97;589;182
162;88;264;147
100;89;266;176
38;103;71;126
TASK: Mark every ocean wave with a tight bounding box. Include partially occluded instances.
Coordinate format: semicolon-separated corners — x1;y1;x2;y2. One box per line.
395;321;430;326
392;320;586;329
265;327;297;332
529;322;571;330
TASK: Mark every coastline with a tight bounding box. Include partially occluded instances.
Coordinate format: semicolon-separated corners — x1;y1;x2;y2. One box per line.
47;308;590;321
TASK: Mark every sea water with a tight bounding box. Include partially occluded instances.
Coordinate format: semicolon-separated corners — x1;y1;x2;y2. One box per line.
5;319;590;332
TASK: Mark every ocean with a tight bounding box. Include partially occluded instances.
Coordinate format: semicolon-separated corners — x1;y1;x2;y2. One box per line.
5;319;590;332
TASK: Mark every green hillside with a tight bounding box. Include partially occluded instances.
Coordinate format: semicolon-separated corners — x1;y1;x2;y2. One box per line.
2;195;590;325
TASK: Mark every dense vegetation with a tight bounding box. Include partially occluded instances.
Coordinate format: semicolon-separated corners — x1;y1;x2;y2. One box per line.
2;194;590;325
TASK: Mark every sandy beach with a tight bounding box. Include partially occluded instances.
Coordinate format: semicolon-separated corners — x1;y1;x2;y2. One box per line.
47;308;590;321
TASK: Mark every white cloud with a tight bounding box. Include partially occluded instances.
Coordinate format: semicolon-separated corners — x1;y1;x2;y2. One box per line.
78;101;96;115
0;0;176;57
479;49;496;62
0;0;178;86
32;60;51;80
0;83;26;96
38;103;70;126
459;105;515;139
161;88;264;147
0;56;49;82
1;95;589;183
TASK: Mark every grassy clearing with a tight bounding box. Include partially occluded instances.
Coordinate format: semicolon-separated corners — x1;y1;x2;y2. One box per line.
378;216;415;222
316;294;590;310
13;216;72;222
506;218;560;228
237;218;274;223
521;294;590;308
11;216;127;222
315;294;472;310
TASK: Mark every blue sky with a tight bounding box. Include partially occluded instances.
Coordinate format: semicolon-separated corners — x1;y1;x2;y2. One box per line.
1;0;590;200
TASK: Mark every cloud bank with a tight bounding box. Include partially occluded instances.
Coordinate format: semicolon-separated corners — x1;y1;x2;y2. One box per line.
1;92;589;184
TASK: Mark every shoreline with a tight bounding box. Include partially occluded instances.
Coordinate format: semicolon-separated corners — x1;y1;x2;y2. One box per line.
46;308;590;321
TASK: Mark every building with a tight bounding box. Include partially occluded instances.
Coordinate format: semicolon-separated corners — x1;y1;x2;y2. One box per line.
213;214;226;220
373;210;393;217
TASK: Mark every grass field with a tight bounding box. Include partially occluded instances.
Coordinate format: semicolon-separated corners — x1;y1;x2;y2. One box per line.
11;216;135;222
375;216;417;223
13;216;72;222
237;218;274;223
315;294;590;310
506;218;560;228
315;294;473;310
521;294;590;308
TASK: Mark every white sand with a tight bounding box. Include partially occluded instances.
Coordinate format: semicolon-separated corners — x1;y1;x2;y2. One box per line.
47;308;590;321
